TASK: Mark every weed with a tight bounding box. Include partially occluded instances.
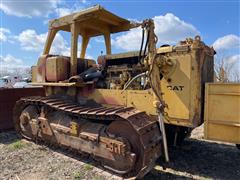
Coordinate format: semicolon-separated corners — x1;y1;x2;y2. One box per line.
8;140;25;150
73;171;83;179
83;164;93;171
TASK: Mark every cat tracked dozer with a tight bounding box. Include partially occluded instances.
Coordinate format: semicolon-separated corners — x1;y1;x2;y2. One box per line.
13;5;220;178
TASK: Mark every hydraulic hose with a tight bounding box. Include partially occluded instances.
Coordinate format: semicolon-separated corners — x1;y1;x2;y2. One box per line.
138;28;145;64
143;30;150;59
123;72;147;90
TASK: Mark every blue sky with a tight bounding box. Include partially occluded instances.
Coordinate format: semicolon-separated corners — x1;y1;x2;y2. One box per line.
0;0;239;76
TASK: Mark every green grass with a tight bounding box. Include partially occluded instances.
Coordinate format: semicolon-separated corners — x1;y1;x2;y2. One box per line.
83;164;94;171
8;140;25;150
73;171;83;179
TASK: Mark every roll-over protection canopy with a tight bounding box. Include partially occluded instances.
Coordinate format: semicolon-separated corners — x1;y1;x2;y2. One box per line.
44;5;140;76
48;5;138;37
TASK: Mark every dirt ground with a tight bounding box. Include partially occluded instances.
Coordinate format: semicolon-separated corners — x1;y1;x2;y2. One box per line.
0;125;239;180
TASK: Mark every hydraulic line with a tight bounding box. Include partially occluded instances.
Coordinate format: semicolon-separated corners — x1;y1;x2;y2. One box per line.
138;27;145;64
142;30;150;61
123;72;147;90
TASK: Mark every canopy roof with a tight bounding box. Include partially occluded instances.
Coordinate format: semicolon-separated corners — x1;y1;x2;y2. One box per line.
49;5;139;37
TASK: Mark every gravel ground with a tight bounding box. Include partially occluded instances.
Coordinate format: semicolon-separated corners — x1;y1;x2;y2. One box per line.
0;125;239;180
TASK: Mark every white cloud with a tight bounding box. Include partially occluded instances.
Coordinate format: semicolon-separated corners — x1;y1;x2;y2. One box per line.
112;28;143;51
223;55;240;82
51;34;70;56
94;37;105;43
153;13;199;43
17;29;70;56
127;18;141;23
213;35;240;79
54;1;86;17
224;54;240;64
0;0;90;25
55;7;74;17
18;30;46;51
0;0;61;18
213;34;240;51
16;29;93;58
0;54;22;64
112;13;199;51
0;28;11;42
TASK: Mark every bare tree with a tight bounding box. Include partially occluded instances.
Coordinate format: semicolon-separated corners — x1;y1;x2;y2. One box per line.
214;58;234;82
232;68;240;82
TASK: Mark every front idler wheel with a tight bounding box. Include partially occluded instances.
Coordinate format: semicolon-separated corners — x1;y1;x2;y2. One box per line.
16;105;39;140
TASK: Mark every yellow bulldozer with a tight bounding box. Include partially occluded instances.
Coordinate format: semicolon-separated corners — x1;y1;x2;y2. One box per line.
13;5;240;179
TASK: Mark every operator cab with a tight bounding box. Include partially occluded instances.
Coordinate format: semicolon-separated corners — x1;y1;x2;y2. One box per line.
33;5;139;83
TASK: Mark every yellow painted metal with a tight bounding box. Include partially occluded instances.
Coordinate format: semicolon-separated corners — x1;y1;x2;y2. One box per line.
80;33;89;59
43;29;57;55
45;56;69;82
88;89;155;114
204;83;240;144
36;55;48;82
104;32;111;55
160;49;204;127
31;66;37;83
88;89;127;107
48;5;137;35
33;44;213;128
161;54;191;120
70;22;79;76
85;44;213;128
70;121;79;136
126;90;156;115
30;82;93;87
31;5;215;129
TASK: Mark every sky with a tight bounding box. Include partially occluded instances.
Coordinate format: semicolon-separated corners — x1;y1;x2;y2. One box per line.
0;0;239;76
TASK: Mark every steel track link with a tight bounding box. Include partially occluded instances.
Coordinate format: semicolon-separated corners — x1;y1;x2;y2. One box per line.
13;96;162;179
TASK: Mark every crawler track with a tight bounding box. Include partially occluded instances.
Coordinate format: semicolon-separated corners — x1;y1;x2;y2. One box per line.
13;96;162;178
